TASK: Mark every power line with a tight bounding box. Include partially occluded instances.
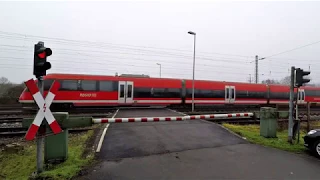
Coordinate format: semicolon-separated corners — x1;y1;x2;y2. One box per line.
0;30;253;59
0;56;252;76
265;40;320;58
0;42;252;64
0;46;252;65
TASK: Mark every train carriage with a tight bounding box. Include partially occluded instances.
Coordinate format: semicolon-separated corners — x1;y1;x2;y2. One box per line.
19;73;320;108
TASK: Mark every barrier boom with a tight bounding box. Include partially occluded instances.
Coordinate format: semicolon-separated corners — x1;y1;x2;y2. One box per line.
93;112;253;124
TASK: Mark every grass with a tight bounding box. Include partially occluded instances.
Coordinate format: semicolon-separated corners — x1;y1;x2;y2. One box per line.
0;130;95;180
223;124;306;153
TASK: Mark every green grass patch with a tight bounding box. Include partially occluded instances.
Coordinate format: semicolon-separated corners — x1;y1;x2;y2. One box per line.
223;124;306;153
0;130;95;180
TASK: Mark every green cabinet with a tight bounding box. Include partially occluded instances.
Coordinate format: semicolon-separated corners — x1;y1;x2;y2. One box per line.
260;107;277;138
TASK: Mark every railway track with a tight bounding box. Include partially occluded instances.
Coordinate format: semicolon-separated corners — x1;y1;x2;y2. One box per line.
1;104;320;116
0;128;94;137
0;106;116;138
0;106;117;116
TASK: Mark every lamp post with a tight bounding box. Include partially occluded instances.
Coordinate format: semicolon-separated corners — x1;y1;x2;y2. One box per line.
156;63;161;78
188;31;196;112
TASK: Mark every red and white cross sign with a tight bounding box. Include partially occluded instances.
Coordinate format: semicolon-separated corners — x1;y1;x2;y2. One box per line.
24;79;62;141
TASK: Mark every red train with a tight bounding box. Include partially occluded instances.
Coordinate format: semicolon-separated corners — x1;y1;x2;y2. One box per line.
18;73;320;108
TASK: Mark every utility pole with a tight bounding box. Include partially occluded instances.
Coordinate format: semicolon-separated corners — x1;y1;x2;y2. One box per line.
255;55;258;84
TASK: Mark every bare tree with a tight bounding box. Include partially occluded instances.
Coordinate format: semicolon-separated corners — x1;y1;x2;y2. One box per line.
0;77;25;104
0;77;9;84
279;76;291;85
261;79;280;84
0;77;12;97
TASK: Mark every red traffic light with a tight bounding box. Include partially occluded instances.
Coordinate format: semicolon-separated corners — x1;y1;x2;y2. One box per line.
38;52;46;58
36;48;52;59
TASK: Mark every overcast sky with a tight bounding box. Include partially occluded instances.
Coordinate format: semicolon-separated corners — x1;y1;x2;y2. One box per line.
0;1;319;84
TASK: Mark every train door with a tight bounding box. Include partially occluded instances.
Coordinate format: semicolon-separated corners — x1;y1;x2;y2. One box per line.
225;86;236;104
297;89;305;104
118;81;134;104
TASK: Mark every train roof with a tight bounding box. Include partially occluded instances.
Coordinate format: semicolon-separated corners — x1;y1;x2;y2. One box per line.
44;73;260;84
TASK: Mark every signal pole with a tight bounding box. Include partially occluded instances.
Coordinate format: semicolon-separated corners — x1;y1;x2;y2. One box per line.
288;66;295;143
37;75;44;173
33;41;52;173
288;66;310;143
36;41;45;173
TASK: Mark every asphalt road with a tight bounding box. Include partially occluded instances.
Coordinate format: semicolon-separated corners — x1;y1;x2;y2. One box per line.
79;108;320;180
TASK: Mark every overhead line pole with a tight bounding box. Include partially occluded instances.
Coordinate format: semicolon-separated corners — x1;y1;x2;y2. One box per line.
255;55;258;84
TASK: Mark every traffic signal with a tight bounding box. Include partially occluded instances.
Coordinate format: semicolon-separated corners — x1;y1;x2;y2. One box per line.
33;42;52;78
295;68;310;87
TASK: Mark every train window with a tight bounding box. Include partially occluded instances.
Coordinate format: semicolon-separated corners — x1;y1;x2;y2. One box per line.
193;89;199;98
153;88;166;97
186;89;192;98
120;84;124;97
302;91;305;100
253;92;266;99
186;89;200;98
270;92;289;99
134;87;151;98
44;79;54;91
305;90;316;97
81;80;97;91
186;89;225;98
60;80;78;91
231;88;235;99
201;90;212;98
226;88;229;99
99;81;115;92
236;91;248;98
212;90;224;98
127;85;132;98
167;88;181;98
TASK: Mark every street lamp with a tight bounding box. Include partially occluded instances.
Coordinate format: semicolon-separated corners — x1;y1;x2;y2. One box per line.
156;63;161;78
188;31;196;112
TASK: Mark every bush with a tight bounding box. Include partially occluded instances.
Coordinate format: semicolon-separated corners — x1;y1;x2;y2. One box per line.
0;77;25;104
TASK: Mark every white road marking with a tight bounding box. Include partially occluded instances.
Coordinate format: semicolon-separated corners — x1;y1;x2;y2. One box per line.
96;109;119;153
96;124;109;153
112;109;120;118
166;108;187;116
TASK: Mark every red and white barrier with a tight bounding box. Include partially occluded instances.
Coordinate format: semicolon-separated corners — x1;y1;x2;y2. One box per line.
93;112;253;124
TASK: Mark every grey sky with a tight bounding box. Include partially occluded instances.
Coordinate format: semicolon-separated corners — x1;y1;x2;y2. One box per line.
0;1;319;83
